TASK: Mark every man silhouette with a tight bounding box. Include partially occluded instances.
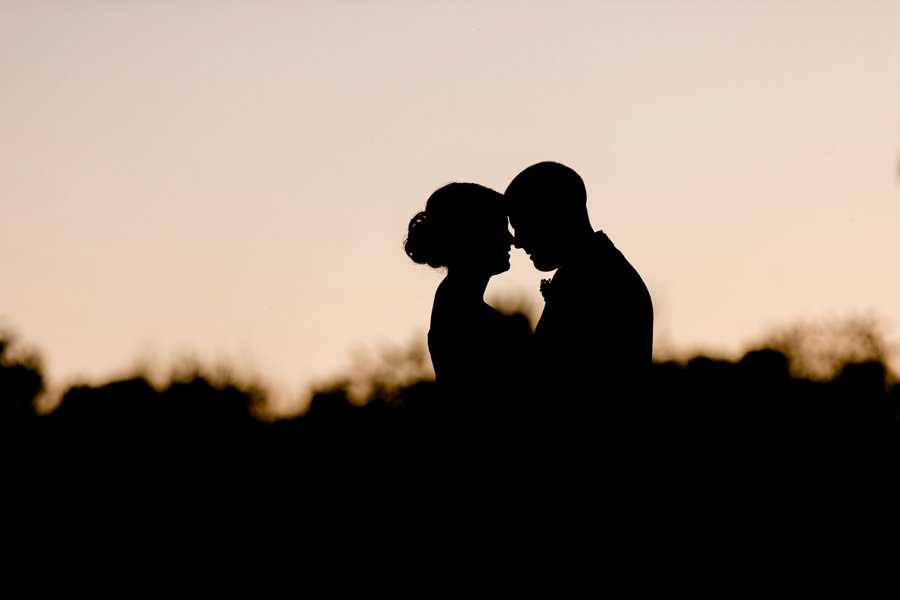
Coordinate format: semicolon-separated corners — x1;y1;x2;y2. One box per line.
505;161;653;433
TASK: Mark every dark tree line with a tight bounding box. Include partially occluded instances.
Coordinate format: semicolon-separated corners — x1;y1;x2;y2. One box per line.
3;326;898;521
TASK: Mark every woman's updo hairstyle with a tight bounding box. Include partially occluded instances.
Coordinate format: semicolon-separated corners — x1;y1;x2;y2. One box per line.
404;182;504;269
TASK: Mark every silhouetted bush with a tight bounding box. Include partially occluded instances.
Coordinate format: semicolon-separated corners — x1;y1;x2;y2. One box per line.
0;335;44;424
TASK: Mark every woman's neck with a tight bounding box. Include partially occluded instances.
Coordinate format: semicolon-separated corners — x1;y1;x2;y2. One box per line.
444;269;490;300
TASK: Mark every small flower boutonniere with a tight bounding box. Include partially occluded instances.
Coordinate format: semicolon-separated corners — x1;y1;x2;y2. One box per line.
540;278;555;302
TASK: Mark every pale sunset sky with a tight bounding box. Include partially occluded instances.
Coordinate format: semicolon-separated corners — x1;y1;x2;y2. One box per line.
2;1;899;413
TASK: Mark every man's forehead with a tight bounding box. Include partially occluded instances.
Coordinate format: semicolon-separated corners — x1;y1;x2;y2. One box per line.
508;201;543;219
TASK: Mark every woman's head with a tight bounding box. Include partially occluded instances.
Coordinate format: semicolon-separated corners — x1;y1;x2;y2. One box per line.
405;183;513;276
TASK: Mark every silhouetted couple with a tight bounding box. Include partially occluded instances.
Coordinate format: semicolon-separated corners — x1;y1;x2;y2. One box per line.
405;161;653;469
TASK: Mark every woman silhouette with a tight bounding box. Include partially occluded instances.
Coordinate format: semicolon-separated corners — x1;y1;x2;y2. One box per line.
405;183;532;436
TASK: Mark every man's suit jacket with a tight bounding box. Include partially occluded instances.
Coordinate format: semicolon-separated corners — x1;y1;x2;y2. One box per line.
534;230;653;410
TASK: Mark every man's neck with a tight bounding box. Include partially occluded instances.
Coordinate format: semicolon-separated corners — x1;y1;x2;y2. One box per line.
557;227;599;266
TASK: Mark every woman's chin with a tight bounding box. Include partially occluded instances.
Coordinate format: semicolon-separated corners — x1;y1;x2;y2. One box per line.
531;256;558;272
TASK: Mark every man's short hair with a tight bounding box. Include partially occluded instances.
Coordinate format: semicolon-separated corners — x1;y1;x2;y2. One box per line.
505;162;587;215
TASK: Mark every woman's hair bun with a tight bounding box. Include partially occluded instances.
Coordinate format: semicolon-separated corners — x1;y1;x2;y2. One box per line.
404;210;447;268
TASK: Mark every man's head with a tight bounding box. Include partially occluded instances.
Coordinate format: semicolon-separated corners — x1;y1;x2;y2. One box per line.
505;161;592;271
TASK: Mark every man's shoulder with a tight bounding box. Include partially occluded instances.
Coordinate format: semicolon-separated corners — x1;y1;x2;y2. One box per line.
566;230;619;267
592;230;626;260
558;232;651;306
563;232;631;279
593;232;647;278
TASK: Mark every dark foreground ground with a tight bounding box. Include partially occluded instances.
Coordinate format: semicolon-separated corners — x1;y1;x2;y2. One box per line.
4;352;897;582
